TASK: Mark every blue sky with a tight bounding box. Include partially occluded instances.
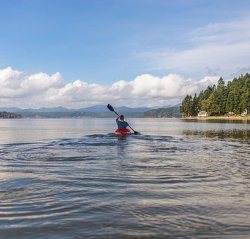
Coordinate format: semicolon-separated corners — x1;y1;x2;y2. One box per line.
0;0;250;108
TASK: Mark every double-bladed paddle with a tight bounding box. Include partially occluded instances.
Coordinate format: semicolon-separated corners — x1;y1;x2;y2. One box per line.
107;104;140;135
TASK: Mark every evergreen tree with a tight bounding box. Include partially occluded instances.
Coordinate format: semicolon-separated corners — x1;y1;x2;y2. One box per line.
180;95;192;117
214;77;226;115
191;93;199;116
180;73;250;117
226;91;235;113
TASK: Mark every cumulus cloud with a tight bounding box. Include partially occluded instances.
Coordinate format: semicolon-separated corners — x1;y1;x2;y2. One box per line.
0;67;62;98
0;67;220;108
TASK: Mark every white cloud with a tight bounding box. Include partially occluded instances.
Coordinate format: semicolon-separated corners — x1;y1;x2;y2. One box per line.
190;18;250;44
134;17;250;78
0;67;220;108
0;67;62;98
131;74;183;97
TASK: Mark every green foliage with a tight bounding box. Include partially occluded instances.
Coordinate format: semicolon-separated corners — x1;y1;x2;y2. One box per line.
180;95;193;117
180;73;250;117
141;107;182;118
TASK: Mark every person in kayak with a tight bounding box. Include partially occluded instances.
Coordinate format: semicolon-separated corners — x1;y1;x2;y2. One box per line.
116;115;129;129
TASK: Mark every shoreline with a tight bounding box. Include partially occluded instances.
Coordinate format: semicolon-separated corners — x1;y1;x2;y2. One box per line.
183;116;250;120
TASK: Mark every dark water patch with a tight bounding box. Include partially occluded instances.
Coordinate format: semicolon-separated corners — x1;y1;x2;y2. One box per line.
46;156;97;162
183;129;250;143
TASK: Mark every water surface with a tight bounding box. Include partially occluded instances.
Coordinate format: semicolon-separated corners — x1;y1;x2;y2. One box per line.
0;118;250;238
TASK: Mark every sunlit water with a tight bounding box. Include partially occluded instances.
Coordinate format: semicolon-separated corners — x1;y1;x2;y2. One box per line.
0;118;250;238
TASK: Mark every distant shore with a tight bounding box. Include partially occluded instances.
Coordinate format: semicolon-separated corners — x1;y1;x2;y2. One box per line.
0;111;22;119
183;115;250;120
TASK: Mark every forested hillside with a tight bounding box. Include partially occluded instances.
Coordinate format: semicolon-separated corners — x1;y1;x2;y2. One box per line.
180;73;250;117
0;111;22;118
140;107;182;118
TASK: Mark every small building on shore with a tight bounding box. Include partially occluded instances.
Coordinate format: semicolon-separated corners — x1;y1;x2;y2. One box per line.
198;111;208;117
241;108;250;116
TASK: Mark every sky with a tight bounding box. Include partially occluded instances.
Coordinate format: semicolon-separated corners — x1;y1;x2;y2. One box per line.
0;0;250;109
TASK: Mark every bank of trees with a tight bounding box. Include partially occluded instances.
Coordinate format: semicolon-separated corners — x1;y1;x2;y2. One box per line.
0;111;22;118
180;73;250;117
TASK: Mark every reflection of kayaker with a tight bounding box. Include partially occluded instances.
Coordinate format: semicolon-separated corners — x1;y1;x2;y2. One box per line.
115;115;131;135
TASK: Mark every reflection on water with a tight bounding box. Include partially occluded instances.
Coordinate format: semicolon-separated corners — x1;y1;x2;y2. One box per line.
182;118;250;124
0;119;250;238
183;129;250;142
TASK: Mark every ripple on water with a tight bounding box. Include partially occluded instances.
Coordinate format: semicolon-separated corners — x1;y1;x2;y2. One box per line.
0;134;250;238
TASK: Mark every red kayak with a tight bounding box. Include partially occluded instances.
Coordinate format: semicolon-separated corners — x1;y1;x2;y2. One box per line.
115;129;131;135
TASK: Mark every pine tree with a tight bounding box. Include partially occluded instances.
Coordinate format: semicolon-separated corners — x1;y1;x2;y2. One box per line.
180;95;192;117
191;94;199;116
215;77;226;115
180;73;250;117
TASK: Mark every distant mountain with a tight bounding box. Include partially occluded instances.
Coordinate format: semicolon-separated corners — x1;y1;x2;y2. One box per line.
161;103;181;108
140;107;182;118
115;106;152;113
0;106;70;113
0;107;23;113
25;106;71;113
173;103;182;107
78;105;152;113
34;106;71;112
21;111;146;118
0;105;151;113
78;105;108;112
0;105;180;118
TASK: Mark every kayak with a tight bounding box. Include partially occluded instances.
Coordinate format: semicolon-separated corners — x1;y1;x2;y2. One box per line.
115;129;131;135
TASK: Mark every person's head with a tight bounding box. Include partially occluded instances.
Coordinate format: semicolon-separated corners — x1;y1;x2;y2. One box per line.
120;115;124;121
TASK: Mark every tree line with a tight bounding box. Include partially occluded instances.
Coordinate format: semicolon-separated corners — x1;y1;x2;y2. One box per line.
0;111;22;118
180;73;250;117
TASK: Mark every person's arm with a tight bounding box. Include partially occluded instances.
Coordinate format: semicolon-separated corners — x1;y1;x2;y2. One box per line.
116;115;121;121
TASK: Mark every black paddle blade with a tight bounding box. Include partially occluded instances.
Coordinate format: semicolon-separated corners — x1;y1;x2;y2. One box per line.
107;104;114;112
133;131;140;135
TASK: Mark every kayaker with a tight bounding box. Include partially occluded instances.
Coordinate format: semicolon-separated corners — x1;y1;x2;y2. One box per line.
116;115;129;129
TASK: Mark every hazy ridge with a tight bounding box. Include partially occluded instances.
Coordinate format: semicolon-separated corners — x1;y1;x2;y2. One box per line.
0;104;181;118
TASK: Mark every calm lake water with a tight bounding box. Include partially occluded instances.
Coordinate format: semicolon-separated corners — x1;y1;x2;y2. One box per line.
0;118;250;238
